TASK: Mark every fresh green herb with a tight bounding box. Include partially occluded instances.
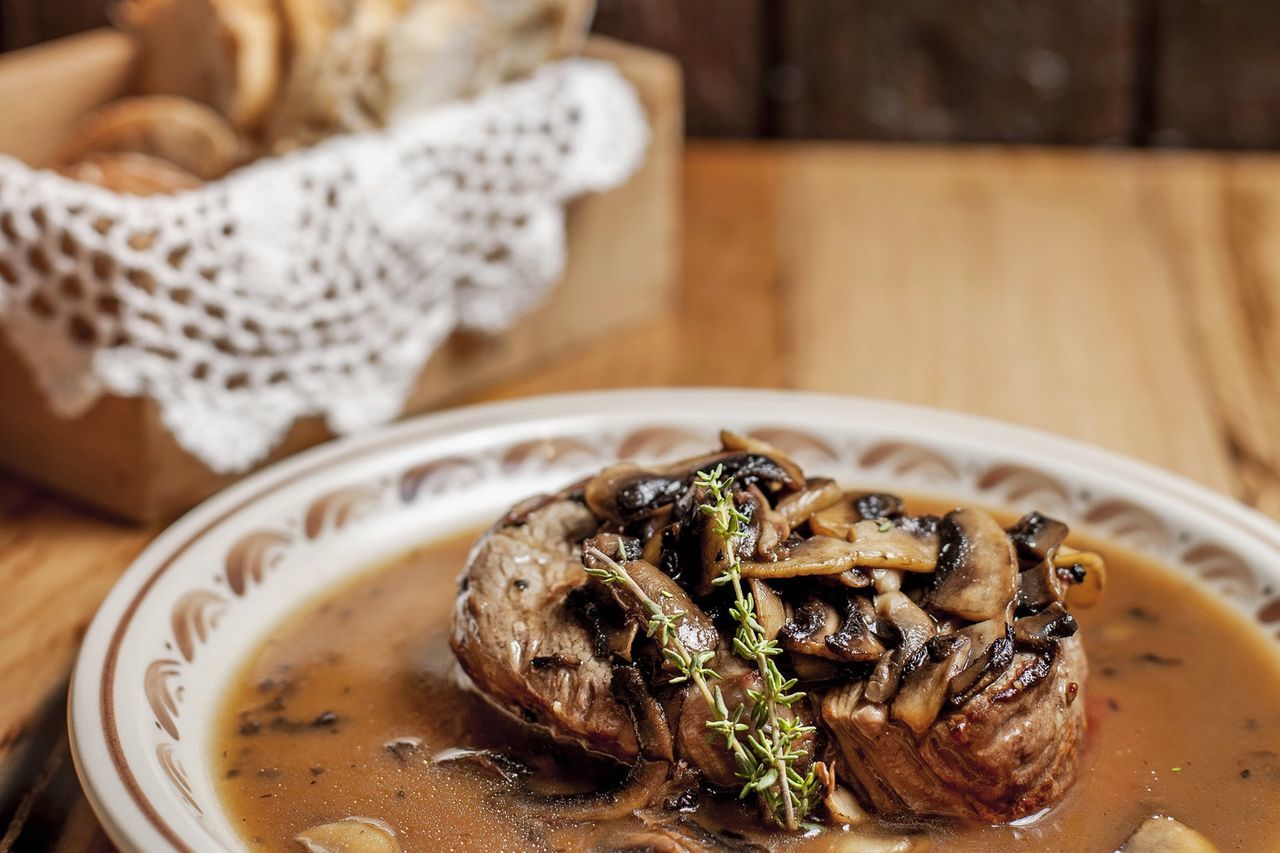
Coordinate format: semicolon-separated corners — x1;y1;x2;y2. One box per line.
695;465;820;830
583;465;820;831
877;519;893;533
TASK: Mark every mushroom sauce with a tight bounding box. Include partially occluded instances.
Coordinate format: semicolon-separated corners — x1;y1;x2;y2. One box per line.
214;501;1280;852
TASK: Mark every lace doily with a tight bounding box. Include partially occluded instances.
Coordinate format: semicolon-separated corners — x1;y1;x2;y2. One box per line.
0;59;647;473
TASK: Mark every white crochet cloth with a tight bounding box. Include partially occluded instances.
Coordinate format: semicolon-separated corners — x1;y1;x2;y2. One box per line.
0;59;647;472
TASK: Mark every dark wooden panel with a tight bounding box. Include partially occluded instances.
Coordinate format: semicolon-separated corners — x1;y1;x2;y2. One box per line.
591;0;765;137
774;0;1139;144
1155;0;1280;149
0;0;110;52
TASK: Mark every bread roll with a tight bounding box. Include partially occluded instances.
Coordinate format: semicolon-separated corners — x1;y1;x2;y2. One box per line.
367;0;595;128
118;0;283;132
266;0;410;150
62;96;245;180
265;0;597;150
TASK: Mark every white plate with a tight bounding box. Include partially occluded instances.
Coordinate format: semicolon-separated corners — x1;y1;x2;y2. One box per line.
69;389;1280;851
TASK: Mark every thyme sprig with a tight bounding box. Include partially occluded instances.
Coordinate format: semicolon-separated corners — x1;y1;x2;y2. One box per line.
696;466;821;830
582;545;751;768
581;464;820;832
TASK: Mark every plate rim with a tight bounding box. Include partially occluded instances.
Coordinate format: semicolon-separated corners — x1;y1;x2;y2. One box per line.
68;387;1280;851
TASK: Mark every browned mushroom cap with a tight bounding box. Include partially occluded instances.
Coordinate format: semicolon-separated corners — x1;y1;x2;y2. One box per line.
809;492;906;539
927;508;1018;622
737;484;790;561
583;543;719;659
779;596;844;659
891;633;972;734
947;620;1016;706
1008;512;1069;561
1013;602;1078;651
845;519;941;572
1010;512;1071;611
865;592;936;703
824;596;886;662
719;430;805;488
584;450;799;525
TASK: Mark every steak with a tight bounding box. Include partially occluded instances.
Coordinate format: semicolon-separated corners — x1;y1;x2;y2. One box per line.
822;635;1087;822
451;496;640;762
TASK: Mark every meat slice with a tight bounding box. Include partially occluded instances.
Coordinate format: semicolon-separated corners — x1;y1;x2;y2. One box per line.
821;635;1087;822
451;497;639;762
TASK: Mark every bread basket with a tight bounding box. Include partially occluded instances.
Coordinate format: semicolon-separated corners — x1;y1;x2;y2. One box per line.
0;32;680;521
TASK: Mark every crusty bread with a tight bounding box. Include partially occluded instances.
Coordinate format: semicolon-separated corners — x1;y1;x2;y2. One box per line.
366;0;490;126
62;96;245;180
118;0;283;132
551;0;595;55
57;152;203;196
197;0;595;152
266;0;410;151
363;0;594;129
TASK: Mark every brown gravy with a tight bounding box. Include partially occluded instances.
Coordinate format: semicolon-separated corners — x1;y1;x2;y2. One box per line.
214;503;1280;851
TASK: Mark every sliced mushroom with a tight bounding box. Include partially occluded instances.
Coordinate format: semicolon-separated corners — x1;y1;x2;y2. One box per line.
948;621;1016;706
815;762;869;827
748;578;787;640
584;450;798;524
1056;546;1107;608
585;462;689;524
430;747;525;783
1007;512;1069;563
1121;816;1218;852
740;535;866;579
1017;560;1069;612
741;484;789;561
1010;512;1075;611
719;429;805;489
866;592;935;703
831;568;875;588
1013;602;1078;652
775;477;843;529
847;519;941;572
612;664;675;762
789;653;846;682
600;557;720;660
639;505;674;565
810;499;861;540
891;633;971;734
872;568;904;594
825;596;887;661
928;508;1018;622
294;818;400;853
566;585;639;662
780;596;844;659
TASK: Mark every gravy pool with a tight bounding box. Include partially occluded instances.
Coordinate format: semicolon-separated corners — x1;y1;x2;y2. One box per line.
213;503;1280;851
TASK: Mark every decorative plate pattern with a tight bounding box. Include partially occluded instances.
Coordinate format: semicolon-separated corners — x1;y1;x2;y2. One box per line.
70;390;1280;852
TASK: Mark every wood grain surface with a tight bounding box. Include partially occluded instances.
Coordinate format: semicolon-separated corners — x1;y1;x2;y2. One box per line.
4;142;1280;846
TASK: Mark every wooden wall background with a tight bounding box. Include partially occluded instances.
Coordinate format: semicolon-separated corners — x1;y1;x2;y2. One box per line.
2;0;1279;148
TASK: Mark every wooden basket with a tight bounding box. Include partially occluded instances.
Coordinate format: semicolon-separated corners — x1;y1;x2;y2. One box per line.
0;31;681;522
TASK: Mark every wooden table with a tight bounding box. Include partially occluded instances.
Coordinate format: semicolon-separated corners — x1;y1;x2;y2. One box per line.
4;141;1280;849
